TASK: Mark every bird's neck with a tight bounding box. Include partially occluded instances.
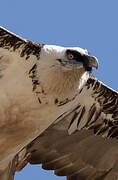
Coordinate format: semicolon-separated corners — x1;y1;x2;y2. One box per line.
35;67;89;104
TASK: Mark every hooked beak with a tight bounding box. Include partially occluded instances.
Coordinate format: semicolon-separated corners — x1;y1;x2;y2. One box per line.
88;55;98;69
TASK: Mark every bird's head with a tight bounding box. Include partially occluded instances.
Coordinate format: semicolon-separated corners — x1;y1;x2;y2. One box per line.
40;45;98;72
38;45;98;100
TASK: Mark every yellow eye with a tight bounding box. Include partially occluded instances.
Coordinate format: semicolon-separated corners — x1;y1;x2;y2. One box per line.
67;53;74;60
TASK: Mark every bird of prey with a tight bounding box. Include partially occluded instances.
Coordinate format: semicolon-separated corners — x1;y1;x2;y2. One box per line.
0;26;118;180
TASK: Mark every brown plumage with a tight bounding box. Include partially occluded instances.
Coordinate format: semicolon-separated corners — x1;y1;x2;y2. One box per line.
0;26;118;180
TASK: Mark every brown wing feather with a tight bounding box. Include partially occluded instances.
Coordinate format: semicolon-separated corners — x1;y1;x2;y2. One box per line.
0;156;18;180
76;75;118;139
17;76;118;180
0;26;43;180
0;26;43;60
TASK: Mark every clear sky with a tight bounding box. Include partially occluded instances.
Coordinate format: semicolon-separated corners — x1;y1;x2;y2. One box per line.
0;0;118;180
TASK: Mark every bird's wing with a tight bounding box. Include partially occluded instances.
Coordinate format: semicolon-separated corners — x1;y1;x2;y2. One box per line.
0;26;43;180
0;26;43;87
0;26;43;60
0;156;18;180
19;75;118;180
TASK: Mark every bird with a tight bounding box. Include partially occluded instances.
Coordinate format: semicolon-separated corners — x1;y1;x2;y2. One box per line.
0;26;118;180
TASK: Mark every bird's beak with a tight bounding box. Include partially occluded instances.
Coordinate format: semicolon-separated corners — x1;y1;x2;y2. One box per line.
88;55;98;69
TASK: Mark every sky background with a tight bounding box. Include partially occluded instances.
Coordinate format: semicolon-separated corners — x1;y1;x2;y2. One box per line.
0;0;118;180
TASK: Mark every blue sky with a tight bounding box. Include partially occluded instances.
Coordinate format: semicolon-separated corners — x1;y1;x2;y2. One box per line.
0;0;118;180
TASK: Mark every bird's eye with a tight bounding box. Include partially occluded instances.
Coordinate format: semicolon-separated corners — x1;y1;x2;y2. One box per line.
67;53;74;60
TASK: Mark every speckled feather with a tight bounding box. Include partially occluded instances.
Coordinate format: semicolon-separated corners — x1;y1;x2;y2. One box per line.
0;26;118;180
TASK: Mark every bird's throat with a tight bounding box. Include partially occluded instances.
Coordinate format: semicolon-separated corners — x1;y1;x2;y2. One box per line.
36;67;87;104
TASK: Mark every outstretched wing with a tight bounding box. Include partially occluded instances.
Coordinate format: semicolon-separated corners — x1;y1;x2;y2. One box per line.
0;27;43;180
19;75;118;180
0;156;18;180
0;26;44;89
0;26;43;59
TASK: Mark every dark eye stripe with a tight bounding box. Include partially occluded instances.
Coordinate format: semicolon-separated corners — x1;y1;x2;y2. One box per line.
66;49;92;72
66;50;83;61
